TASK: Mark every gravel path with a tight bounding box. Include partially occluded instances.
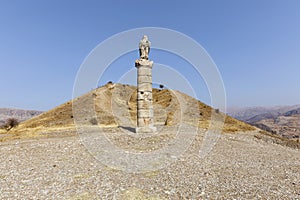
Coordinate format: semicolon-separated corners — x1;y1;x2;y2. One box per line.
0;127;299;199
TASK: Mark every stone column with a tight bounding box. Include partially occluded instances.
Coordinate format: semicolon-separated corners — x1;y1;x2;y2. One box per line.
135;59;156;133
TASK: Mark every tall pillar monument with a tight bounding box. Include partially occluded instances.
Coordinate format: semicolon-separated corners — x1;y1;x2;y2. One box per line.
135;35;156;133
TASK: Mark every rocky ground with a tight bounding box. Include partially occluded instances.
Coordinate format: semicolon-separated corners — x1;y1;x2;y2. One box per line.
0;126;299;199
1;84;298;199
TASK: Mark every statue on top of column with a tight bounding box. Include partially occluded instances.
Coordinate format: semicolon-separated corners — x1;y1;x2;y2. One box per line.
139;35;151;60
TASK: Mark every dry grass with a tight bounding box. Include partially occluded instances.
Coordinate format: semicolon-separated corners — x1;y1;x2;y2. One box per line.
0;129;7;134
223;115;256;133
0;126;77;142
3;83;257;141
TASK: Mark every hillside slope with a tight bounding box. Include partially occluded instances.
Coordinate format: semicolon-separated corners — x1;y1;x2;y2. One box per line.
251;108;300;139
3;83;255;140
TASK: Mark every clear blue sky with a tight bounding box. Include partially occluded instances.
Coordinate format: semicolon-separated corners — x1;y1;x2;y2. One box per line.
0;0;299;111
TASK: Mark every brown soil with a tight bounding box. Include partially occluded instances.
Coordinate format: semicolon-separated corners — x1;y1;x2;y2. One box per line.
1;83;255;141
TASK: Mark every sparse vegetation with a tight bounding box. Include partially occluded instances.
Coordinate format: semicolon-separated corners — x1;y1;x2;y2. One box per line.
1;84;259;141
1;118;19;130
223;115;256;133
89;118;98;125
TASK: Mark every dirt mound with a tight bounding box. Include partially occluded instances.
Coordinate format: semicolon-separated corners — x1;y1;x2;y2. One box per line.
3;83;255;140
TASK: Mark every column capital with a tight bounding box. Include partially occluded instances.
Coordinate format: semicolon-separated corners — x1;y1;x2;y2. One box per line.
135;59;153;67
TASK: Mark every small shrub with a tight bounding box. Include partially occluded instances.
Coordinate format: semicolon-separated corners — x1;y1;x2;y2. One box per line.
4;118;19;130
89;118;98;125
159;84;164;89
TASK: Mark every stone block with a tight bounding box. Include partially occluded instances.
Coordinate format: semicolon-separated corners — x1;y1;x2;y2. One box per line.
137;66;152;76
136;126;157;133
135;59;153;67
138;75;152;83
137;100;153;109
137;91;153;100
138;83;152;92
135;57;156;133
138;109;153;118
137;117;154;127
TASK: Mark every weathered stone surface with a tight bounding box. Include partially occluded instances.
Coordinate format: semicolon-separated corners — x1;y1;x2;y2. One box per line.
137;91;153;100
137;66;152;76
135;36;156;133
135;126;157;133
135;59;153;67
137;100;153;110
139;35;151;60
137;117;153;127
138;75;152;83
137;109;153;118
138;83;152;92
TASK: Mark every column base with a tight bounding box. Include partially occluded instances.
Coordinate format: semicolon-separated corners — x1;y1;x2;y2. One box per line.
135;126;157;133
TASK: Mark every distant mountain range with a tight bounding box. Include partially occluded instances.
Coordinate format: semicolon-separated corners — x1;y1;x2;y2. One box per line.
228;105;300;139
0;108;43;125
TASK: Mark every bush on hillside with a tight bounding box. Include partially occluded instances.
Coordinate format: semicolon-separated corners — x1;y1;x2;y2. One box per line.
1;118;19;130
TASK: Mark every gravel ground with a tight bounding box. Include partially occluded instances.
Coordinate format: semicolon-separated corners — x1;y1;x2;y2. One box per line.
0;127;299;199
